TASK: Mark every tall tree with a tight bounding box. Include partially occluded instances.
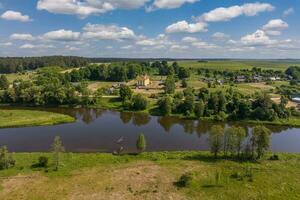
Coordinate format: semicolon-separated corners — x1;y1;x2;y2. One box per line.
251;126;271;159
52;136;65;171
0;75;9;90
136;133;146;153
119;85;133;102
164;75;176;94
209;125;224;158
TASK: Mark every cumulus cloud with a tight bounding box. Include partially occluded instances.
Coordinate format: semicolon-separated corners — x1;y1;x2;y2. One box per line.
170;44;189;51
241;30;276;46
82;23;136;40
165;20;207;33
182;37;198;43
136;34;172;47
1;10;32;22
262;19;288;36
147;0;198;11
37;0;150;18
42;29;81;41
283;7;294;17
199;3;274;22
19;43;55;49
0;42;12;46
212;32;230;40
121;45;133;49
10;33;35;40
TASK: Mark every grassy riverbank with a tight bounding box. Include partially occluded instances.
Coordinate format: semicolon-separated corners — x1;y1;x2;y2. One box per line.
0;152;299;199
0;109;75;128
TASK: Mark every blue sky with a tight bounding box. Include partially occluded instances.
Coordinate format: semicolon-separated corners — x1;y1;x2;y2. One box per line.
0;0;299;58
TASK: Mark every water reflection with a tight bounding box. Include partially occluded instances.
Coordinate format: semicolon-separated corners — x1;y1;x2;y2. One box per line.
0;107;299;153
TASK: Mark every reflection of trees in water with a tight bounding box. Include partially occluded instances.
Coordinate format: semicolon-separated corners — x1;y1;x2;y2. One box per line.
266;125;289;134
132;113;151;126
120;112;133;124
195;121;211;136
180;120;196;134
157;116;180;132
94;109;103;119
81;109;94;124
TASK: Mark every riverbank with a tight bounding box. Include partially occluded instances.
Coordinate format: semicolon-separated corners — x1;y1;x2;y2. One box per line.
0;152;299;199
0;109;75;128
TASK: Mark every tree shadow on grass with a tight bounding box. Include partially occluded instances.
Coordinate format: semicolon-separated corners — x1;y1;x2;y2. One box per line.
183;153;258;164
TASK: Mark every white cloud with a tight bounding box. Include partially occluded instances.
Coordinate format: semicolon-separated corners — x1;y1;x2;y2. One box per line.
10;33;35;41
65;45;79;51
0;42;12;46
283;7;294;17
199;3;274;22
192;41;217;49
82;23;136;40
165;20;207;33
170;44;188;51
262;19;288;31
121;45;133;49
262;19;288;36
182;37;198;43
20;43;55;49
43;29;81;41
20;44;35;49
136;34;173;47
37;0;150;18
1;10;32;22
241;30;276;46
148;0;198;11
212;32;230;40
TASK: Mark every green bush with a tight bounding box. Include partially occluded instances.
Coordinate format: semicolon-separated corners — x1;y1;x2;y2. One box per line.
38;156;49;167
176;172;197;187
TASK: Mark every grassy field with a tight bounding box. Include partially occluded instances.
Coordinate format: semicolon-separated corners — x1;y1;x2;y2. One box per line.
5;72;34;83
0;152;299;200
177;60;300;71
0;109;75;128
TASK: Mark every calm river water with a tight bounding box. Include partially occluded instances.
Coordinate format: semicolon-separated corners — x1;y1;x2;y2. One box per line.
0;108;299;153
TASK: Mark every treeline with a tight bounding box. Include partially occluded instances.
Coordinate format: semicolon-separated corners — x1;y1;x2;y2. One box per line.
208;125;271;160
0;56;89;73
0;71;94;106
66;62;152;82
158;85;292;122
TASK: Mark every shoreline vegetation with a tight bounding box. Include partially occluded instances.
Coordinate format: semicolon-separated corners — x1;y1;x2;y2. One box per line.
0;151;300;199
1;103;300;128
0;109;75;128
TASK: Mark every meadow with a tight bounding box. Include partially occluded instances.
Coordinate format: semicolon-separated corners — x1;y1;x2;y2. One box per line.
0;109;75;128
0;152;299;200
176;60;300;71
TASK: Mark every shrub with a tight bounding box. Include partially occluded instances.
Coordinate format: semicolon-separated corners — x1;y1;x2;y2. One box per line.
131;94;148;110
38;156;49;167
0;146;15;170
176;172;197;187
269;154;279;160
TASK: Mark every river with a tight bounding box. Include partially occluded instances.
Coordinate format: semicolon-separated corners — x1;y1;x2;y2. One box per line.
0;108;299;153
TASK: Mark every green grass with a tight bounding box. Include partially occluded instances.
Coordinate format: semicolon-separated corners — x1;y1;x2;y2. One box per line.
0;152;300;199
176;60;299;71
5;72;34;83
245;117;300;127
0;109;75;128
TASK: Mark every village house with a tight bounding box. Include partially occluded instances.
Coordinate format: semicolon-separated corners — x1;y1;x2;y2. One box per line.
236;75;246;83
136;75;150;87
253;75;263;82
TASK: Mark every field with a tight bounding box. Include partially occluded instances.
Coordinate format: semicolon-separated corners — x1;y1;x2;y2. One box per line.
0;152;299;200
176;60;300;71
0;109;75;128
